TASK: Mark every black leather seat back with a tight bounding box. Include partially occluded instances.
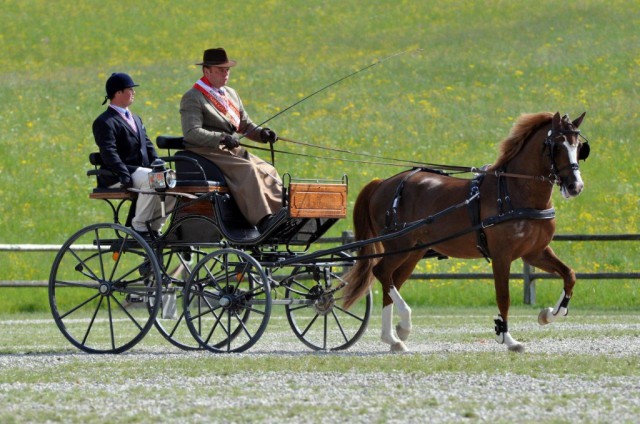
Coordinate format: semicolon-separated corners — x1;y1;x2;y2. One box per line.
174;150;227;184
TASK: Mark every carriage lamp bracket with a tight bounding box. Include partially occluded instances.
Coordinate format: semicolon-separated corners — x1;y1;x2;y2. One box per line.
148;159;177;192
148;159;177;217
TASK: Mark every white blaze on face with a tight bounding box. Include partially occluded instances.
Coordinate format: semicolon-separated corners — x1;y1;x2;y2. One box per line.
562;140;584;196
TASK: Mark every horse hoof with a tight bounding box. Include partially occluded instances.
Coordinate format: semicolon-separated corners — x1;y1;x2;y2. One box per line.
508;343;525;353
396;324;411;341
538;307;553;325
390;342;408;353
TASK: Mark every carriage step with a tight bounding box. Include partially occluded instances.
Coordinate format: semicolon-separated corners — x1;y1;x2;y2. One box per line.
125;294;144;303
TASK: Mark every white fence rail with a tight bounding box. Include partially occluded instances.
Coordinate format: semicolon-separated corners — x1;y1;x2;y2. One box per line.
2;234;639;304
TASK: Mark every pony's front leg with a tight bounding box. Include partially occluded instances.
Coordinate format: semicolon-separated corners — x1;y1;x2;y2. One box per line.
492;258;525;353
523;247;575;326
381;303;407;352
389;286;412;341
494;315;525;353
538;290;571;325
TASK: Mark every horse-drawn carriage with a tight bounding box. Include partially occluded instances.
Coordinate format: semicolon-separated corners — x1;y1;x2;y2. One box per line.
49;111;590;354
48;135;371;353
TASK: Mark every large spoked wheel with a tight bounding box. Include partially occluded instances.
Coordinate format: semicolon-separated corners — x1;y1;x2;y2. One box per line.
284;253;371;351
149;246;207;351
183;248;271;353
49;223;162;353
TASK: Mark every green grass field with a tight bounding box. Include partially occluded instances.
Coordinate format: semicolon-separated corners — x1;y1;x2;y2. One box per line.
1;0;639;311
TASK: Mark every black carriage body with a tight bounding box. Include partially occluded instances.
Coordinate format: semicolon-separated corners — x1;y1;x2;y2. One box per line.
154;136;345;253
51;135;370;354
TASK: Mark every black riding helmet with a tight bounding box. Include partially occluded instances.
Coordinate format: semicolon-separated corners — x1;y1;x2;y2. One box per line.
102;72;139;104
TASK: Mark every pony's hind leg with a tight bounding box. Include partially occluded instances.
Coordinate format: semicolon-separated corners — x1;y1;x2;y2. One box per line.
375;252;423;352
389;286;411;341
388;252;422;342
381;302;407;352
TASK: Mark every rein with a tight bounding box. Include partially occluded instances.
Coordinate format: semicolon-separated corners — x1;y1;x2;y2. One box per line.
333;204;556;263
241;137;556;183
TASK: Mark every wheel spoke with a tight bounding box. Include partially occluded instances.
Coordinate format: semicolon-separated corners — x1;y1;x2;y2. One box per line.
53;279;100;289
183;248;270;353
166;313;185;338
299;313;320;338
203;309;226;346
233;310;253;340
67;249;102;282
332;304;366;322
58;292;101;320
110;295;145;332
284;255;371;351
331;308;350;344
81;295;104;345
323;314;328;350
287;303;312;312
107;296;116;350
94;228;107;282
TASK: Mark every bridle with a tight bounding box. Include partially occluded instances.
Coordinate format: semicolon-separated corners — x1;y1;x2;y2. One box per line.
543;125;590;186
245;116;591;186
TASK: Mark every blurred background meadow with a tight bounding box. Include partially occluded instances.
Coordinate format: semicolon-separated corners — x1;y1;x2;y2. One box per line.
0;0;638;311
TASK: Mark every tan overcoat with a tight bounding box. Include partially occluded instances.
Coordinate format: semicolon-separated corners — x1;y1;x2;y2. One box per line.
180;86;282;225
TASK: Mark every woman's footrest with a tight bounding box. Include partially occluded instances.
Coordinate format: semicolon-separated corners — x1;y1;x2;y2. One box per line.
288;183;347;218
173;180;228;194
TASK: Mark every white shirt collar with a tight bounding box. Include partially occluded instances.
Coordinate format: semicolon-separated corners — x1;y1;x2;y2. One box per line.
110;104;130;116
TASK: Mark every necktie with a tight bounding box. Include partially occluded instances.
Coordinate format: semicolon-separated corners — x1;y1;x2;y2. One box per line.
124;110;137;131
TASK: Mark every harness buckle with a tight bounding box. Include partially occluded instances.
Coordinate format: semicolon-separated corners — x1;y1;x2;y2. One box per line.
481;220;494;229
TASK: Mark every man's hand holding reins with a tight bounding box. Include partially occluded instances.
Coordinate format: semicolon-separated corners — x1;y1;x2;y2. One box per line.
221;134;240;149
260;128;277;144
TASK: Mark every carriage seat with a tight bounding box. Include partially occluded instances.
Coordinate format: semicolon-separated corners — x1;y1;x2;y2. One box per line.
156;135;227;186
155;135;260;242
87;152;137;200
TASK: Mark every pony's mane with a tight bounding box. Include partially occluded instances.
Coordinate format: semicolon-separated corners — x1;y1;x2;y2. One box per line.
488;112;554;170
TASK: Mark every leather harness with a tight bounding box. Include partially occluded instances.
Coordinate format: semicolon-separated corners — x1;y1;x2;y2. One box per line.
385;167;556;262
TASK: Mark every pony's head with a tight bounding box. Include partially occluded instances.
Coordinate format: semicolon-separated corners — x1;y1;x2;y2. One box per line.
545;111;589;198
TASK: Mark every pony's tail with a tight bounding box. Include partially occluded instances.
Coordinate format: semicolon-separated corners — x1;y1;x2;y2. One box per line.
342;179;384;310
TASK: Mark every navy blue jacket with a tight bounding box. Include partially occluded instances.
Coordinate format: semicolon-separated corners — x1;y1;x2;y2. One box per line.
92;107;158;187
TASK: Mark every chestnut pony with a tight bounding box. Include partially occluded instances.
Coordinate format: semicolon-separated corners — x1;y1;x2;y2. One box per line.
342;112;590;352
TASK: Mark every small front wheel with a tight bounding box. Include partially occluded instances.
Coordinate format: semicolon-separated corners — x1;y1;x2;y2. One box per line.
284;253;371;351
48;223;162;353
183;249;271;353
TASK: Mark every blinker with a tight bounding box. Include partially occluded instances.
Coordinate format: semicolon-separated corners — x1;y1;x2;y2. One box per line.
578;142;590;161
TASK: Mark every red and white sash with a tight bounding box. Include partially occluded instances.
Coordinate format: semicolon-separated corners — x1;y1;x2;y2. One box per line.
193;77;241;129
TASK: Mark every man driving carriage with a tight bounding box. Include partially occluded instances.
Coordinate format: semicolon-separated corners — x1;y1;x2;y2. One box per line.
92;72;175;236
180;48;282;233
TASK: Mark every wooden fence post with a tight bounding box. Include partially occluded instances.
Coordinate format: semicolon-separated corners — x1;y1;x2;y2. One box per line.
523;262;535;305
